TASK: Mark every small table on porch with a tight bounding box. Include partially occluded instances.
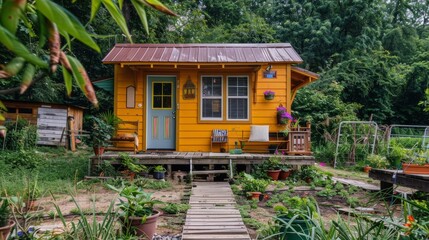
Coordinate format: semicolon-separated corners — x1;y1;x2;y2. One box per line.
368;168;429;193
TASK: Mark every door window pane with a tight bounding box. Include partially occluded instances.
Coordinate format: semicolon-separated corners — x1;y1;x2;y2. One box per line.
153;82;173;109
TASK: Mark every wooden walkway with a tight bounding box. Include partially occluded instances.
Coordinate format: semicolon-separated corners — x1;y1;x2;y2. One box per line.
182;182;251;240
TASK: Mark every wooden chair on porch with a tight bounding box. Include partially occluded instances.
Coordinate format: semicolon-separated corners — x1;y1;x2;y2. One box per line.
288;124;312;155
210;129;228;152
106;121;139;153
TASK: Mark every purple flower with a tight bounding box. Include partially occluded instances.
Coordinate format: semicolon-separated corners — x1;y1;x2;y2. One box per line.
264;90;275;96
281;112;293;120
276;106;286;112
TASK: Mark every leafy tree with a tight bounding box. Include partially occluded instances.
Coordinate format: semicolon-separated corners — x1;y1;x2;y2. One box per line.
392;51;429;124
292;82;360;144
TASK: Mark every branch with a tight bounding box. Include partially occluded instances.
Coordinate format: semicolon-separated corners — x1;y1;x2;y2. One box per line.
0;71;48;96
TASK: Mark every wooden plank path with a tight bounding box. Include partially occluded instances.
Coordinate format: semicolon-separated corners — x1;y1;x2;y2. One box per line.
182;182;251;240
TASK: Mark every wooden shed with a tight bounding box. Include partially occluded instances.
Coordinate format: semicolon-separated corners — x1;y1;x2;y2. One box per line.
103;43;318;152
0;100;84;146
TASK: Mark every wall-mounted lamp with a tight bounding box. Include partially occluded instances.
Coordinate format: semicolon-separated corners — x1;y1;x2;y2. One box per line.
183;76;196;99
263;65;276;78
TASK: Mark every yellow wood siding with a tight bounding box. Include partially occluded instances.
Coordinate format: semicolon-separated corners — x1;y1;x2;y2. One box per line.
114;65;144;150
114;64;294;152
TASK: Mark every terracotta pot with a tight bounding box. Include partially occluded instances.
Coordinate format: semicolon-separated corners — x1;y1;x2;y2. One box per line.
247;192;262;200
402;163;429;175
0;220;15;240
121;170;136;181
278;170;291;180
122;210;161;239
93;146;105;156
267;170;281;180
363;166;372;173
26;200;37;210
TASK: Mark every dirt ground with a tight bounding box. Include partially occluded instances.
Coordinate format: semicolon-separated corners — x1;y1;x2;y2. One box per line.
27;177;188;237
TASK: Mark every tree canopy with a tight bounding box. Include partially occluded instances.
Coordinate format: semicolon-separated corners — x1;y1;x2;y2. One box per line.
0;0;428;126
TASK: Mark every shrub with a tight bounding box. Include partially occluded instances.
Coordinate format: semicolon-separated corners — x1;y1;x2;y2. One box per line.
0;150;43;169
3;119;38;151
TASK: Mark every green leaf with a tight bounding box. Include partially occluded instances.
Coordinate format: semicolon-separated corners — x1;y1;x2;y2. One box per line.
0;25;48;68
143;0;177;16
66;55;86;94
62;66;73;96
101;0;132;43
90;0;102;22
0;101;5;121
58;28;72;51
118;0;124;10
37;11;48;48
35;0;100;52
131;0;149;35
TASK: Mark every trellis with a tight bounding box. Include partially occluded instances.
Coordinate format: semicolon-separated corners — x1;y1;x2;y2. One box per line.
387;125;429;153
334;121;378;168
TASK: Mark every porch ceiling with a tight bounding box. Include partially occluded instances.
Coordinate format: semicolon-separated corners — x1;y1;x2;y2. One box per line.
291;66;319;91
102;43;303;64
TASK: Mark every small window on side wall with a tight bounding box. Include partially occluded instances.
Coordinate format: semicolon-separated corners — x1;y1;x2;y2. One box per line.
126;86;135;108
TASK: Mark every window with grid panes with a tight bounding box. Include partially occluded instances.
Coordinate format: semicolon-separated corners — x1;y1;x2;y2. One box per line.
227;76;248;120
201;76;222;120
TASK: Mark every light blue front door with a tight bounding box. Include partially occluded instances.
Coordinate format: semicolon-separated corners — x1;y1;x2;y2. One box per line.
147;76;176;150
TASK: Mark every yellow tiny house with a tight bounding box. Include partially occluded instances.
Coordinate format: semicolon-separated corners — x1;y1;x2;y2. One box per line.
103;43;318;152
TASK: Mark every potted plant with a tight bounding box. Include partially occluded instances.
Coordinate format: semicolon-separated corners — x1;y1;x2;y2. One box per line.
299;166;318;183
274;196;317;240
278;165;291;180
23;183;41;210
266;156;281;180
0;198;15;240
264;90;275;100
153;165;166;179
402;149;429;174
241;174;268;200
364;154;389;173
276;104;293;125
119;153;148;181
89;116;114;156
108;184;162;239
229;141;243;154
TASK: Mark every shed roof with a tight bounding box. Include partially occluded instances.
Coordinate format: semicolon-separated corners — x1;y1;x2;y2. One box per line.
102;43;303;64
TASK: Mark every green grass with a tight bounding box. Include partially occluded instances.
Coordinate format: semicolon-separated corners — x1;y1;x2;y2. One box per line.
0;147;91;196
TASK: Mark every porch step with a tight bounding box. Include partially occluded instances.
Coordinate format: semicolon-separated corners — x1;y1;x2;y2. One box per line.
189;159;233;181
192;170;229;175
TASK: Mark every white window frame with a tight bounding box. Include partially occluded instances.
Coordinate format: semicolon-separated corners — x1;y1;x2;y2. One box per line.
226;75;249;121
200;75;223;121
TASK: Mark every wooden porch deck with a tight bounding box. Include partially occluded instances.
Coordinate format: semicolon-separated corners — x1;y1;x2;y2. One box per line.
89;151;315;176
182;182;251;240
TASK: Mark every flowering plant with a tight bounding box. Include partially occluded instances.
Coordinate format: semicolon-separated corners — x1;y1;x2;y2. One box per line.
276;105;293;125
264;90;275;96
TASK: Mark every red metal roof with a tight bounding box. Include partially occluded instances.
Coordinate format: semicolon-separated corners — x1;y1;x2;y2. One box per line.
102;43;303;64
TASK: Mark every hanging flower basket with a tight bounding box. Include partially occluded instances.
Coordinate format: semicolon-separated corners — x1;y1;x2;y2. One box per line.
276;104;293;125
264;90;275;100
